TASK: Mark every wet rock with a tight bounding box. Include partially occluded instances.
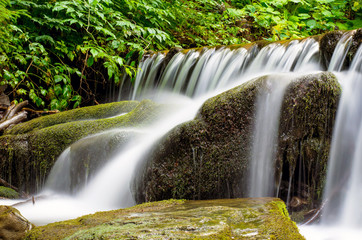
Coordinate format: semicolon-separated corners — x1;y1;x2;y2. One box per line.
138;72;340;212
320;29;361;69
24;198;305;240
138;78;265;203
349;28;362;63
277;72;341;209
0;100;162;194
320;30;344;69
0;205;33;240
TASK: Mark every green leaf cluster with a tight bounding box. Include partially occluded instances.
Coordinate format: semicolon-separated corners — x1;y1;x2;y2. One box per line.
0;0;360;110
230;0;362;41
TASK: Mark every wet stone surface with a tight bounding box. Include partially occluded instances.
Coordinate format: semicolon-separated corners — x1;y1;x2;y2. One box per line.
25;198;305;240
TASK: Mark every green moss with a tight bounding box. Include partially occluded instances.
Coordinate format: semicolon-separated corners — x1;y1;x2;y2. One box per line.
277;72;341;207
261;201;304;240
0;186;18;199
25;198;304;240
5;101;139;135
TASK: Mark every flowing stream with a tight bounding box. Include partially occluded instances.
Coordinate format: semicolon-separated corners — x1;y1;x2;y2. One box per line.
0;32;361;240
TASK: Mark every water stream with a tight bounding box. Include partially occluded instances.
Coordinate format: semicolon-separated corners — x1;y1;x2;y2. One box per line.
248;75;292;198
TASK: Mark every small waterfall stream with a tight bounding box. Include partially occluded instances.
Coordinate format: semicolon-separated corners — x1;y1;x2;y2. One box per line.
248;75;292;198
1;32;361;240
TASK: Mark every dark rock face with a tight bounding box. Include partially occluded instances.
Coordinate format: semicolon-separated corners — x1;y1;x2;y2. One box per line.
350;28;362;63
137;72;341;211
0;205;33;240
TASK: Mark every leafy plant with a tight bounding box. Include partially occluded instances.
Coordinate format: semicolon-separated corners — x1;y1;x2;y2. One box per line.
0;0;360;111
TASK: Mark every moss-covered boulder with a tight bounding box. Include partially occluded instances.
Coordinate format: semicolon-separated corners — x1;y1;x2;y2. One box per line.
0;205;33;240
0;100;162;194
138;72;340;215
24;198;304;240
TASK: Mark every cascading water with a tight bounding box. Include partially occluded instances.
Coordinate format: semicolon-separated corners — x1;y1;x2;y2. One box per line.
130;38;320;100
1;33;360;240
299;33;362;239
248;75;292;198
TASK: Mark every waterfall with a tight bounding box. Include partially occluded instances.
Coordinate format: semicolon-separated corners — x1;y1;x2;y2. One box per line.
248;75;292;198
299;37;362;239
2;33;360;233
322;44;362;225
129;38;321;100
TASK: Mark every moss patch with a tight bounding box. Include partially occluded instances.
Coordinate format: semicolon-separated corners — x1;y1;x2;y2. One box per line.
6;101;139;135
0;186;19;199
25;198;304;240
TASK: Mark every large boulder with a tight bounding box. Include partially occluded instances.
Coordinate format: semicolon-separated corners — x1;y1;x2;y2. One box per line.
0;100;162;194
137;72;341;214
24;198;304;240
0;205;33;240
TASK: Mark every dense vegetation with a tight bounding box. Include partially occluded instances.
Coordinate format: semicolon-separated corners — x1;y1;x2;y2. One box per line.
1;0;361;110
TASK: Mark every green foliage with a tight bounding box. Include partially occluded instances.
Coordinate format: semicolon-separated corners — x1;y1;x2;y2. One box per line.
0;0;359;110
230;0;362;41
1;0;176;110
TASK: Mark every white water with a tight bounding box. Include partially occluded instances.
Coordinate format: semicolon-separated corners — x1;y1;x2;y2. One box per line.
248;75;292;197
7;97;206;225
131;38;321;100
322;59;362;226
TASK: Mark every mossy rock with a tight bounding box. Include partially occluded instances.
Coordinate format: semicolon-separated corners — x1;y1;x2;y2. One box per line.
0;186;19;199
138;78;265;203
319;28;361;69
0;205;33;240
138;72;340;216
24;198;305;240
5;101;139;135
0;100;163;194
276;72;341;210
